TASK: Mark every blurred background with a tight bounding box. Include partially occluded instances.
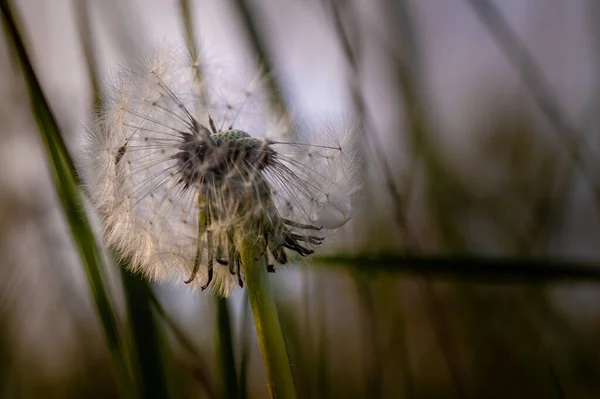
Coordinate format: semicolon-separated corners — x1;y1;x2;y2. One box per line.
2;0;600;397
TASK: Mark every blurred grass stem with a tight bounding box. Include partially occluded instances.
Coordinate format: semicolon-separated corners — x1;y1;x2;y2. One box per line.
0;1;135;395
122;271;169;399
148;291;217;398
464;0;600;204
215;297;239;398
230;0;288;121
73;0;101;109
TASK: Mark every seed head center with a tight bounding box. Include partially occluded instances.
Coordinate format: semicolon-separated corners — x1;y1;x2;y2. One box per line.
175;129;275;189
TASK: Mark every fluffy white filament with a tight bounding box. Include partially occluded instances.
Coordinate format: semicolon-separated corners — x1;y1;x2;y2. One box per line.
82;47;359;296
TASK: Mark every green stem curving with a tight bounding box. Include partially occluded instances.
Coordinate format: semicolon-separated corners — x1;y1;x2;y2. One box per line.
238;234;296;399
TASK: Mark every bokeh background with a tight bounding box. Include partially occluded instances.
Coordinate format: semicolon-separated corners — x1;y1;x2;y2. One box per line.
2;0;600;397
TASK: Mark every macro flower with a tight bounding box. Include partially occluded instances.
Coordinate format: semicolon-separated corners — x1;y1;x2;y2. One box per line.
83;47;359;296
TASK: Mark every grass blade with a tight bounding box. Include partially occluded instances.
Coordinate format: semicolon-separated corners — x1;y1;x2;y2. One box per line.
229;0;288;119
313;253;600;283
179;0;198;60
122;270;170;399
464;0;599;198
215;297;239;398
75;2;173;397
73;0;101;109
0;1;134;395
148;291;218;399
353;275;383;398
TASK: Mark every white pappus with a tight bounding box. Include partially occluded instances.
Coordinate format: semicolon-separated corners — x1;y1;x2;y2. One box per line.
83;47;360;296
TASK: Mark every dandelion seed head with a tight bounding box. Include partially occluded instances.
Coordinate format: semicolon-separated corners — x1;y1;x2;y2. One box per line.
83;46;360;296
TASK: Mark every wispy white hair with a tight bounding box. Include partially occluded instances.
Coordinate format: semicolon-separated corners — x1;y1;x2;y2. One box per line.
82;45;360;296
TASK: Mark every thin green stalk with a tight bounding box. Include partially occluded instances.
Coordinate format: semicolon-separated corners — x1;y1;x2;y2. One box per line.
73;0;101;110
229;0;288;120
122;270;170;399
312;253;600;282
0;2;134;395
237;234;296;399
148;291;217;399
75;4;172;396
215;297;239;398
464;0;600;203
353;275;383;399
315;278;329;399
179;0;198;60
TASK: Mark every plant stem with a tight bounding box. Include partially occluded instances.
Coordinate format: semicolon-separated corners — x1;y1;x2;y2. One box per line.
238;236;296;399
215;297;239;399
122;271;170;399
0;2;135;396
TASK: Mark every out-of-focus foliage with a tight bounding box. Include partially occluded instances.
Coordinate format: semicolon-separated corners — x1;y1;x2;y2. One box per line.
1;0;600;398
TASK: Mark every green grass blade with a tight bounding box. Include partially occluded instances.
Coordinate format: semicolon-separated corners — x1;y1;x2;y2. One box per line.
353;275;383;398
73;0;101;109
75;2;172;396
122;270;170;399
215;298;239;398
316;301;329;399
229;0;288;119
179;0;198;60
0;1;134;395
148;291;218;399
464;0;597;196
0;2;79;183
312;253;600;283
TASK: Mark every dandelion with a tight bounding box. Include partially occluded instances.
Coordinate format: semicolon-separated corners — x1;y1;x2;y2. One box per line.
83;47;359;296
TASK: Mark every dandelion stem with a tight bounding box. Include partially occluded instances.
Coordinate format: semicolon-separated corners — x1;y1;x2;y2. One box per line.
237;234;296;399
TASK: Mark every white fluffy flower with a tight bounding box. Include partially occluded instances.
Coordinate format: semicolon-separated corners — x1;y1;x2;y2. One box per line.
83;47;359;296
